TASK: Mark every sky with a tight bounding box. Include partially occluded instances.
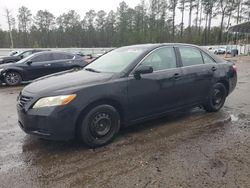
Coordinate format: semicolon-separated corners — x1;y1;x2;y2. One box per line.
0;0;220;30
0;0;141;29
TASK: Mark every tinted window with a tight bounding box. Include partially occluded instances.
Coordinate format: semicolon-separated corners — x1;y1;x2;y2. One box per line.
31;54;52;62
202;52;216;64
22;51;33;58
179;47;203;66
52;53;74;60
141;47;176;71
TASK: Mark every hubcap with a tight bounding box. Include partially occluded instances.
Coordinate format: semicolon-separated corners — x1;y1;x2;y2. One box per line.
90;113;112;137
212;89;223;106
6;73;19;84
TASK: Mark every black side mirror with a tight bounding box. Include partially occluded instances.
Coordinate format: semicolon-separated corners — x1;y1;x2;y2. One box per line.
26;61;32;65
134;65;153;79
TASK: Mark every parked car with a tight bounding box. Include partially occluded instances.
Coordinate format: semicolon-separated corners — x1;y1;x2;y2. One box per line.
17;43;237;148
0;51;87;85
208;47;217;54
9;50;20;56
212;47;233;55
0;49;48;65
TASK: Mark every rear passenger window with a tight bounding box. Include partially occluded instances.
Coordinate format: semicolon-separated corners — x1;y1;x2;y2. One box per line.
32;54;52;62
179;47;203;66
141;47;177;71
201;52;216;64
52;53;74;60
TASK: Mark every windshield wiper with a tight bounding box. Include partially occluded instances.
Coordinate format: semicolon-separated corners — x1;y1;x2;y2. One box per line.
85;68;100;73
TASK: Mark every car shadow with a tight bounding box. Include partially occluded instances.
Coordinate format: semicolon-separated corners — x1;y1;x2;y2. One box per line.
19;107;231;169
21;107;204;153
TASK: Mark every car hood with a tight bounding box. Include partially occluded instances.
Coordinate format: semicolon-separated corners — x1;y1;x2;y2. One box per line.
0;62;16;68
0;56;20;61
22;70;114;95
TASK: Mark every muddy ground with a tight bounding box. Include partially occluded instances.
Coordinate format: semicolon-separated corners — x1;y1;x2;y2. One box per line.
0;57;249;188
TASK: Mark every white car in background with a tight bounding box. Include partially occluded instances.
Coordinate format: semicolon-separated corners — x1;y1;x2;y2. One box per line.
208;47;231;55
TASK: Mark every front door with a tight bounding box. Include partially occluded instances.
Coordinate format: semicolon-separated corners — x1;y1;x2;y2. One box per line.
25;53;54;80
127;46;182;121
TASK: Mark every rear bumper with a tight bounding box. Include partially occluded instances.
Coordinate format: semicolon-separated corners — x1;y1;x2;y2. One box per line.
17;105;78;141
228;71;237;95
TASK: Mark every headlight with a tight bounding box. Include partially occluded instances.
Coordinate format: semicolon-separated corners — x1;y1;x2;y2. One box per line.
32;94;76;108
0;68;4;73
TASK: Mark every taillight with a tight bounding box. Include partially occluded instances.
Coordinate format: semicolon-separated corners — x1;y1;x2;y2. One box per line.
232;64;237;71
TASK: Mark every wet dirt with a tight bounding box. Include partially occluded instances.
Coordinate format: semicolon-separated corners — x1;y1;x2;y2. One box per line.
0;58;250;188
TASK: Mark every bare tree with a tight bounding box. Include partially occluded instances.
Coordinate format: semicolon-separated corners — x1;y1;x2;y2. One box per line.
195;0;200;31
178;0;186;39
169;0;178;41
4;8;14;48
18;6;32;46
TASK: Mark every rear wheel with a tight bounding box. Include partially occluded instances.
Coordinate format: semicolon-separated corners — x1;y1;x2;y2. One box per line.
204;83;227;112
4;71;22;86
72;66;81;71
79;105;120;148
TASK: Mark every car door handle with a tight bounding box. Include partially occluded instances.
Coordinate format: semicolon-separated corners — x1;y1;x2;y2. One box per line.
173;73;181;80
44;64;51;67
211;66;217;71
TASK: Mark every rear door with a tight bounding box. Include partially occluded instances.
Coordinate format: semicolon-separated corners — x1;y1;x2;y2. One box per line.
127;46;183;121
50;52;75;72
177;46;218;106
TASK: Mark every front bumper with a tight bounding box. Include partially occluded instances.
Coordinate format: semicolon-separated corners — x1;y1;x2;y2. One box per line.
17;104;78;141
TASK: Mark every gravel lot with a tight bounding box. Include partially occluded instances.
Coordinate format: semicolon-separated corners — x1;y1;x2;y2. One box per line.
0;56;249;188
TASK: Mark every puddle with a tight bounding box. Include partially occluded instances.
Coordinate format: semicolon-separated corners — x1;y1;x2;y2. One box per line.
230;114;239;122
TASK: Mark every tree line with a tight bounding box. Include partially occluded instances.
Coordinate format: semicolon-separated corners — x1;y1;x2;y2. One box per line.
0;0;249;48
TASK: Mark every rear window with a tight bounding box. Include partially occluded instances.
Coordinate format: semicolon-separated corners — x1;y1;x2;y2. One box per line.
201;52;216;64
179;47;203;66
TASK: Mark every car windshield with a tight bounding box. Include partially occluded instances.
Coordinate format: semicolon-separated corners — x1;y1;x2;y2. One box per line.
84;47;146;73
13;51;24;57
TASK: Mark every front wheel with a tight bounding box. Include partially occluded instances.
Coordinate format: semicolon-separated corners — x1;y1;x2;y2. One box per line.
79;105;120;148
204;83;227;112
72;66;81;71
4;71;22;86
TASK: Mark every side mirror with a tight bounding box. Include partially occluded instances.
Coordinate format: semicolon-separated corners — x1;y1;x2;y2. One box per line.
134;65;153;79
26;61;32;65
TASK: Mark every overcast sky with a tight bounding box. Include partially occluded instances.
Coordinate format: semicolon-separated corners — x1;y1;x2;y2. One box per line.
0;0;140;29
0;0;220;30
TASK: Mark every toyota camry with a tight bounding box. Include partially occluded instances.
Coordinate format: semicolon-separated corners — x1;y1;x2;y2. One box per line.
17;43;237;148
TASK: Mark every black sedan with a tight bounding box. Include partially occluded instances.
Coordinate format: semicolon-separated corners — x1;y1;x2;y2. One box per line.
17;43;237;148
0;49;48;64
0;51;87;85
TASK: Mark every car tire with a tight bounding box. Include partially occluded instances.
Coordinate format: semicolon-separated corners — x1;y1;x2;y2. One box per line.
4;71;22;86
79;104;120;148
72;66;81;71
203;83;227;112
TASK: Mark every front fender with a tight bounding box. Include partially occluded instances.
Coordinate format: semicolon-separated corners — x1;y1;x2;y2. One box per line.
1;68;25;80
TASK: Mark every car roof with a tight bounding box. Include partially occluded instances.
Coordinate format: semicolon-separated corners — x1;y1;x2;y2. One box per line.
120;43;202;50
32;51;75;56
120;43;224;63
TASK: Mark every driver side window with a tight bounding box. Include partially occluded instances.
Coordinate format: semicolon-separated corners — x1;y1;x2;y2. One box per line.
141;47;177;71
32;54;52;63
